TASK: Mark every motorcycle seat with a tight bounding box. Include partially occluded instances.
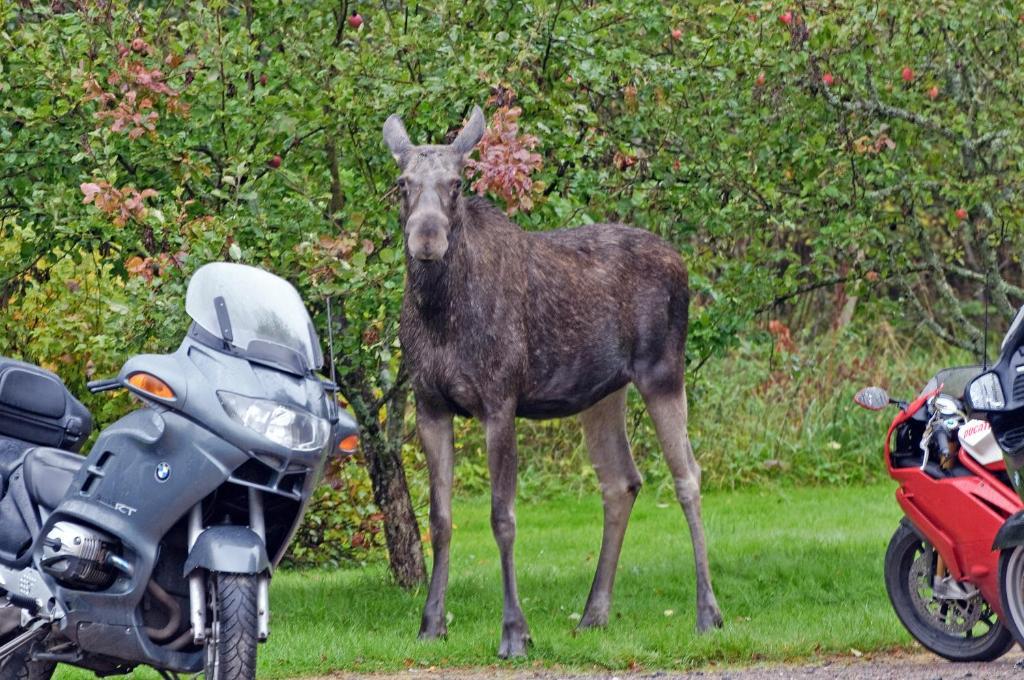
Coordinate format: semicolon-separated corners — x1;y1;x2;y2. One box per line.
22;447;83;509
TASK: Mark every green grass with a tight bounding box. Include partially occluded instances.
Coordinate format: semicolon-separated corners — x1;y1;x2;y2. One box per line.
58;482;912;678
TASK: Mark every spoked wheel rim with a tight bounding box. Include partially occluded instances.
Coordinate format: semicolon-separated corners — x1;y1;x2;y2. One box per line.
907;543;997;638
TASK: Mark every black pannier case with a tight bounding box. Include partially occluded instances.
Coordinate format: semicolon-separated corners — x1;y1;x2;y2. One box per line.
0;357;92;452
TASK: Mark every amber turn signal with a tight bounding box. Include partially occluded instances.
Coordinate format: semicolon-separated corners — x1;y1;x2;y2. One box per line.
128;372;175;400
338;434;359;455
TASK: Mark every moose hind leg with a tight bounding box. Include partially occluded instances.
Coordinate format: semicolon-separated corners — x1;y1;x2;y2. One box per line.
577;387;642;629
641;385;723;632
485;408;531;658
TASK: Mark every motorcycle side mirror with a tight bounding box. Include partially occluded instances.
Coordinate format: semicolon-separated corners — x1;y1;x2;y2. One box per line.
854;386;891;411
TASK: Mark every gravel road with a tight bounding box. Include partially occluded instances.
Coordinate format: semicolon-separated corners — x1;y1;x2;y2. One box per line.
320;650;1024;679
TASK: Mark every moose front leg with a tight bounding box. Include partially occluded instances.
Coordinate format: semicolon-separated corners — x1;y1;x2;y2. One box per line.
417;404;455;639
485;407;531;658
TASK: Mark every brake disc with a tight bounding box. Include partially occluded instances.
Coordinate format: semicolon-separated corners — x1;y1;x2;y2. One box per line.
908;547;984;634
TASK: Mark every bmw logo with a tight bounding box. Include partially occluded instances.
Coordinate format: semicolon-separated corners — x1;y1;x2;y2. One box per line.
155;462;171;483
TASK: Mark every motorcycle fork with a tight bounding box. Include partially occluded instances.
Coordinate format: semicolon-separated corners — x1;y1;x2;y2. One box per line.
248;488;270;642
187;503;206;644
186;488;271;645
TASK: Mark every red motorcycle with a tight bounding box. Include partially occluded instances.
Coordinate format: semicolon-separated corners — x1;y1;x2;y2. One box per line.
856;366;1021;661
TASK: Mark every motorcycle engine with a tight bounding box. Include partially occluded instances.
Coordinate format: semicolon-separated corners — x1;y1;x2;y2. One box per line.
40;522;118;589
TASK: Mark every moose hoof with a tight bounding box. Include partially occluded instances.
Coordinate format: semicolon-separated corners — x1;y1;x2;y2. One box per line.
576;609;608;630
497;623;531;659
418;617;448;640
696;604;724;633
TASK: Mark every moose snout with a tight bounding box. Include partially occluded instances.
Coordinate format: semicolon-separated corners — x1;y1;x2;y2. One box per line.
407;214;450;261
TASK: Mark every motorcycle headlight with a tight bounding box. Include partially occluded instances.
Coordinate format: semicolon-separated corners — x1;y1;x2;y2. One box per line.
218;391;330;452
968;372;1005;411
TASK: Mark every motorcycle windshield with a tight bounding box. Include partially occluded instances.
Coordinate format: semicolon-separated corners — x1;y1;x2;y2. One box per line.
920;365;984;401
1003;305;1024;353
185;262;323;373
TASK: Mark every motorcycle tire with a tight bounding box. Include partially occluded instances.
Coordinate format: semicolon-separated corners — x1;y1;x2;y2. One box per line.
885;520;1013;661
204;573;259;680
998;544;1024;649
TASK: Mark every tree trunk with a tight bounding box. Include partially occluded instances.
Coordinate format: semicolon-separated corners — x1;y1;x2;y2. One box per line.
362;431;426;588
328;308;425;587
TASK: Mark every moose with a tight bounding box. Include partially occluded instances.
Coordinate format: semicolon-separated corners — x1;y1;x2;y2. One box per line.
383;106;723;658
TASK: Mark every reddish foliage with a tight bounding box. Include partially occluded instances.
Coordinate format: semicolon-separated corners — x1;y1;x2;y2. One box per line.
94;90;159;139
464;106;543;214
82;39;188;138
613;149;638;171
768;319;797;354
80;181;157;226
125;251;186;282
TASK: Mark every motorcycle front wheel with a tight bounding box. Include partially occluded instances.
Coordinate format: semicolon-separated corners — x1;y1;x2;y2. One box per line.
997;544;1024;649
204;573;259;680
885;521;1013;661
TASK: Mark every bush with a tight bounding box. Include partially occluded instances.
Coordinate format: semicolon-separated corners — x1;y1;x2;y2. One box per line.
1;0;1020;567
282;456;385;568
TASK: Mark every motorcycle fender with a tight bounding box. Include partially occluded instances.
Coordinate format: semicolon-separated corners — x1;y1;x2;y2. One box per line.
183;526;270;576
993;511;1024;550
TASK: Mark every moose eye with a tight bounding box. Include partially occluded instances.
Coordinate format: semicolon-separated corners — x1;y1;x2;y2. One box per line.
450;180;461;198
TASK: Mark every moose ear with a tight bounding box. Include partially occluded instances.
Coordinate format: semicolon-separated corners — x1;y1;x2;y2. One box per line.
383;114;412;165
451;105;485;157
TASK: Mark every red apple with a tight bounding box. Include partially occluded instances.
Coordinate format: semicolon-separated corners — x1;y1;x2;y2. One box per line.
259;73;268;86
267;155;282;169
822;72;834;87
955;208;968;221
756;71;766;87
671;28;682;41
928;85;939;100
779;11;793;25
901;66;914;82
348;12;363;28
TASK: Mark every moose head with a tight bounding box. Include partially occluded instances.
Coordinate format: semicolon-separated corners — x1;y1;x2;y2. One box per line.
382;106;485;262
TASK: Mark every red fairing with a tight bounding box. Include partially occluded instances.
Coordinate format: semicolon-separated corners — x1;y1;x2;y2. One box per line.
884;385;1022;619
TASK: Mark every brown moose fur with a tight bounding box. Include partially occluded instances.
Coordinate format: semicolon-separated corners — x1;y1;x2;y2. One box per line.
401;195;690;418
